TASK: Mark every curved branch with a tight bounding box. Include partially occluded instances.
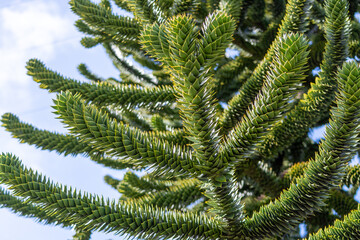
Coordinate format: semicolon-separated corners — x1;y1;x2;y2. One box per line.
0;153;223;240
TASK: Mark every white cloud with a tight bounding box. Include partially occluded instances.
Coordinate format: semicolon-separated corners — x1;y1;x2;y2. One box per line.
0;2;127;239
0;0;78;113
0;0;80;186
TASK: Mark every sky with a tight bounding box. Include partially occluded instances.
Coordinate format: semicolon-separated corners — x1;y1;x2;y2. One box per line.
0;0;127;239
0;1;359;239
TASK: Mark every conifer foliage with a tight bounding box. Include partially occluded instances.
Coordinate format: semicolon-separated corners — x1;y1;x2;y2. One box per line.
2;0;360;239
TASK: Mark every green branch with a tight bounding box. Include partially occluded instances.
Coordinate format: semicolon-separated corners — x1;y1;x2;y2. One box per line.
103;43;157;86
77;63;104;82
73;228;92;240
343;165;360;187
220;0;311;132
221;33;309;166
53;91;194;176
26;59;176;111
0;187;71;227
257;0;351;161
124;179;202;210
0;153;223;239
1;113;140;170
308;206;360;239
243;61;360;238
70;0;140;40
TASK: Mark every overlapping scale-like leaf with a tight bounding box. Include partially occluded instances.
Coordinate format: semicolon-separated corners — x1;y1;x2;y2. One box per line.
77;63;104;83
72;228;92;240
176;13;234;168
284;161;360;194
116;109;152;131
243;61;360;239
125;179;202;210
230;0;350;194
113;0;132;12
200;11;236;69
53;91;194;176
140;23;173;66
343;165;360;187
26;59;175;110
220;0;311;132
221;33;309;165
70;0;140;40
1;113;140;170
122;172;171;191
0;153;223;239
327;189;358;217
308;206;360;240
1;113;91;156
112;171;173;198
150;114;167;131
127;0;164;24
142;13;244;233
142;12;235;174
218;0;244;20
257;0;351;160
0;187;71;227
166;15;198;76
209;174;245;238
2;0;360;238
146;129;189;146
104;175;121;190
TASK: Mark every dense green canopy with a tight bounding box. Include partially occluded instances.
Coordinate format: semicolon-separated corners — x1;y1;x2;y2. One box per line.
1;0;360;239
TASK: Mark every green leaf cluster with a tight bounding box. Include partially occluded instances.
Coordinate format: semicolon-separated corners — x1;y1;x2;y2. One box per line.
1;0;360;239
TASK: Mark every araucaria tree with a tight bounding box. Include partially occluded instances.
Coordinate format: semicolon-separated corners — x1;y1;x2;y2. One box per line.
2;0;360;239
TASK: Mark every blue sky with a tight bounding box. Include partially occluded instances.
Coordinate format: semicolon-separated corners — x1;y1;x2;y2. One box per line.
0;1;126;239
0;1;359;239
